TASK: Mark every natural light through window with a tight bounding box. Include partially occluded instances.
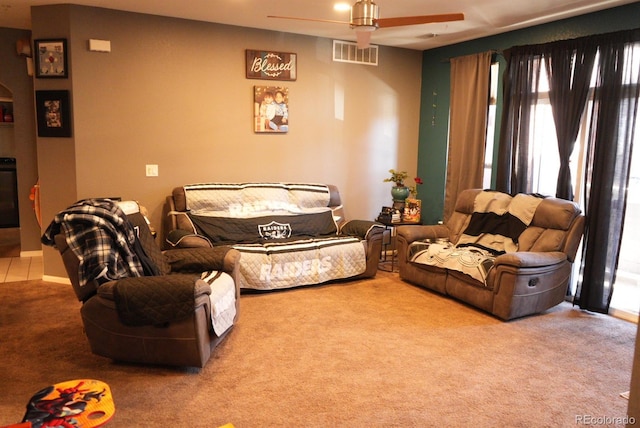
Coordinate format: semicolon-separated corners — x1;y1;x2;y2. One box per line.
482;43;640;318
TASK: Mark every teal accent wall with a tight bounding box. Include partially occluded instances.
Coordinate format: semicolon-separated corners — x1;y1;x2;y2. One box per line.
418;2;640;224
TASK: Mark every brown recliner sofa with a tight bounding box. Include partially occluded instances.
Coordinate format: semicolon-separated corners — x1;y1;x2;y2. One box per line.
43;199;241;368
396;189;585;320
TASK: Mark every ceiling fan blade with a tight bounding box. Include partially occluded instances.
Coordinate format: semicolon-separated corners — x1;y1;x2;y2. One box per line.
267;15;348;25
376;13;464;28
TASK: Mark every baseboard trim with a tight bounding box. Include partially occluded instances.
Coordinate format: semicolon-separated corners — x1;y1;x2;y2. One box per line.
42;275;71;285
609;307;639;324
20;250;43;258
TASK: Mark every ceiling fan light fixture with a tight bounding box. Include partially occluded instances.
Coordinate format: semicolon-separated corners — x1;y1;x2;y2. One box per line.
333;3;351;12
355;30;373;49
350;0;379;29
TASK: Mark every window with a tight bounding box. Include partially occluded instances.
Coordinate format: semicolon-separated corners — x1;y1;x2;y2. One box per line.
483;62;499;189
491;42;640;318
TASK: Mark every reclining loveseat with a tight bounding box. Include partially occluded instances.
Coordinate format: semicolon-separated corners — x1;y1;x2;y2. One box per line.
162;182;384;291
396;189;585;320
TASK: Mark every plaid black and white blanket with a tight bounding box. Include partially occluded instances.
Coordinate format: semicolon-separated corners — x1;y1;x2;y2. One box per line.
42;199;146;287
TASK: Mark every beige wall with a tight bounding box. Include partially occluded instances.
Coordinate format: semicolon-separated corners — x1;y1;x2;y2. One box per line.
32;5;422;278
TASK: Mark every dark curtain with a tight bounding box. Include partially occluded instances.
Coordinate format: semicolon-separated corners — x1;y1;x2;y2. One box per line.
495;47;542;194
496;29;640;314
545;40;597;201
574;30;640;313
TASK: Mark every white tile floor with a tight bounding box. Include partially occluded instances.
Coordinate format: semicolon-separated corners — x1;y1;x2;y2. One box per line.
0;256;43;283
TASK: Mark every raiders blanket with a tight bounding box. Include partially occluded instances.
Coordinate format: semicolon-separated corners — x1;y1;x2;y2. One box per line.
233;236;366;290
188;210;338;245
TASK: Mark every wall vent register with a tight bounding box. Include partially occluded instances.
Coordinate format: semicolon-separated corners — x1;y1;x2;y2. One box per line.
333;40;378;66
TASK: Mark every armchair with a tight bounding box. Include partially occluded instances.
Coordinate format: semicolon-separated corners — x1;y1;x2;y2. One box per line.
42;199;241;368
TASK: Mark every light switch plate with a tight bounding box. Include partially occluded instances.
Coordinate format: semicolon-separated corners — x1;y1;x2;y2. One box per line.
145;164;158;177
89;39;111;52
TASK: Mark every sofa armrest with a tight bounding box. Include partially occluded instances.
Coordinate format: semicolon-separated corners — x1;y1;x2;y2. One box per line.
163;246;240;274
494;251;568;268
396;224;451;244
340;220;385;240
165;229;212;249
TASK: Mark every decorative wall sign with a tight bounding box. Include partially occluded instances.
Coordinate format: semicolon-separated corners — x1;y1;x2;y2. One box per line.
246;50;297;81
35;90;72;137
253;86;289;133
34;39;68;78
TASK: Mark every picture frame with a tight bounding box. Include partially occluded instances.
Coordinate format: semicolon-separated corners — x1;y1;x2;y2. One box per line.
34;39;68;78
403;198;422;223
253;86;289;133
246;50;297;81
35;90;72;137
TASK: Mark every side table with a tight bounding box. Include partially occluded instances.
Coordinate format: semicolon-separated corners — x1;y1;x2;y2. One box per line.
377;220;420;272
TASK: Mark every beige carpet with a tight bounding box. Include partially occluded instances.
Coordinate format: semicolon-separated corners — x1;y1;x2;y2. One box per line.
0;272;636;427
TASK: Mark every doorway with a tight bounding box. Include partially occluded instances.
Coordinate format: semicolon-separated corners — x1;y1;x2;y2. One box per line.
0;84;20;258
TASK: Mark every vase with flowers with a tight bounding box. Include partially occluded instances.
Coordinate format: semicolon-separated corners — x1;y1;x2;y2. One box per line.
383;169;423;202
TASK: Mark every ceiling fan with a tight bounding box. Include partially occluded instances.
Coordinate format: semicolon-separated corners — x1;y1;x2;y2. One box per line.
268;0;464;48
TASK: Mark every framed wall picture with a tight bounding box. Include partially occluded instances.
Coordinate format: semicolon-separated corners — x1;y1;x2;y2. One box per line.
34;39;68;78
253;86;289;133
35;90;72;137
246;50;296;81
403;198;422;223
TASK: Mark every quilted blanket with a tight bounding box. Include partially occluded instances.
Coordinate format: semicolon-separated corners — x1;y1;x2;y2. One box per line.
409;242;496;285
188;210;338;245
233;236;366;290
456;191;543;254
112;274;208;326
177;182;367;290
410;191;544;285
113;270;236;335
183;182;332;214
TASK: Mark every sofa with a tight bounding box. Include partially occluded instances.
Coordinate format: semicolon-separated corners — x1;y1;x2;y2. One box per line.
163;182;384;291
43;199;241;368
396;189;585;320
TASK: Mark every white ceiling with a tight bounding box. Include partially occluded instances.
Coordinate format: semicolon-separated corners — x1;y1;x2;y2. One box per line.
0;0;637;50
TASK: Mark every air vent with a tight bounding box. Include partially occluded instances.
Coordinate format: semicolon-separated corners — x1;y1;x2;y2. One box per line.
333;40;378;66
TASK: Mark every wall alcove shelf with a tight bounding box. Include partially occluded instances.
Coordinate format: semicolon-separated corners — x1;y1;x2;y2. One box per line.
0;96;14;126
